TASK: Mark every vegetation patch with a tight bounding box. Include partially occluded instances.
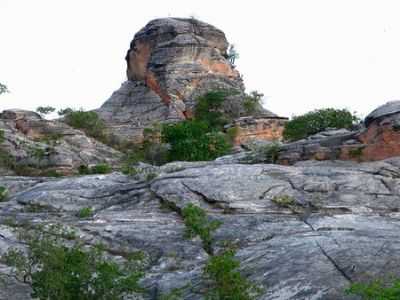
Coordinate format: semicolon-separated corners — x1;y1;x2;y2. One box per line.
204;248;261;300
0;186;8;202
64;109;108;142
76;207;94;218
346;278;400;299
181;203;222;254
0;224;144;300
283;108;358;142
78;163;112;175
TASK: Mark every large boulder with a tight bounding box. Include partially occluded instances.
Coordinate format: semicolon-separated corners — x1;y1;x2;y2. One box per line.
97;18;266;142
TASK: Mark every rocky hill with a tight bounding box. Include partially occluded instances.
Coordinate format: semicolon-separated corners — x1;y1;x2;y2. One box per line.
2;18;400;300
96;18;282;143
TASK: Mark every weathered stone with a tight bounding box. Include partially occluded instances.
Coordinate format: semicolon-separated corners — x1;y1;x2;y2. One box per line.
97;18;283;143
0;109;122;175
3;158;400;298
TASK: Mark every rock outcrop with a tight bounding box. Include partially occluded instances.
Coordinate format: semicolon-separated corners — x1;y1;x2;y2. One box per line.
97;18;285;143
0;109;122;175
2;158;400;299
269;101;400;164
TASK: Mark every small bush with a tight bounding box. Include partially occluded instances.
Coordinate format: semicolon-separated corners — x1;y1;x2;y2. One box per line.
36;106;56;117
78;164;112;175
1;225;144;300
64;109;107;141
283;108;358;142
262;143;281;163
243;91;263;115
271;195;296;208
0;186;8;201
77;207;93;218
204;249;259;300
90;163;112;174
162;121;231;162
181;203;221;254
194;91;230;131
346;279;400;299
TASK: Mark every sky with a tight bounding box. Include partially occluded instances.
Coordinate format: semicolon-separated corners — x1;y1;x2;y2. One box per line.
1;0;400;119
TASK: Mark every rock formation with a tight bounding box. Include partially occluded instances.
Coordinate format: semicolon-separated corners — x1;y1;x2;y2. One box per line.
0;109;122;175
2;158;400;299
272;101;400;164
97;18;286;143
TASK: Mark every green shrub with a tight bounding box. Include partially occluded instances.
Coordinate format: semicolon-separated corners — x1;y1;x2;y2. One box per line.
194;91;230;130
0;83;9;95
243;91;263;115
78;164;112;175
346;279;400;299
283;108;358;142
181;203;221;254
162;121;231;162
77;207;93;218
36;106;56;117
204;249;259;300
1;225;144;300
0;186;8;202
64;110;107;141
262;142;281;163
89;163;112;174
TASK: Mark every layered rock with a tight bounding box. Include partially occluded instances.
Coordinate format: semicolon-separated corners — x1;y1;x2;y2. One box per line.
97;18;285;143
266;101;400;164
0;109;122;175
229;115;288;145
3;158;400;298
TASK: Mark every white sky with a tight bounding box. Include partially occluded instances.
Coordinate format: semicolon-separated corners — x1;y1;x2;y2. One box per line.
1;0;400;119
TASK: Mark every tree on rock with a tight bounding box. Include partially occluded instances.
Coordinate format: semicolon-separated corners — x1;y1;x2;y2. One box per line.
0;83;9;95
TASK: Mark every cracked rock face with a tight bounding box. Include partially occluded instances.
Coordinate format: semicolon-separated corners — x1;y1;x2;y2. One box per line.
97;18;247;142
0;109;122;175
2;159;400;299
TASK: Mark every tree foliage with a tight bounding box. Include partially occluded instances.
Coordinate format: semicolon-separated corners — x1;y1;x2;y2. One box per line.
0;83;9;95
64;109;107;141
204;249;259;300
283;108;358;142
1;225;144;300
36;106;56;116
346;279;400;300
181;203;221;254
162;121;231;162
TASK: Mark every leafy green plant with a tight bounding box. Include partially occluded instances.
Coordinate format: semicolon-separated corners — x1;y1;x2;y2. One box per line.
36;106;56;117
29;146;47;168
283;108;359;142
77;207;93;218
262;142;281;163
78;164;112;175
346;278;400;299
0;82;9;95
271;195;296;208
1;225;144;300
348;147;364;159
162;121;231;162
89;163;112;174
243;91;263;115
0;186;8;202
204;249;259;300
57;107;74;116
64;109;107;141
194;91;230;130
181;203;221;254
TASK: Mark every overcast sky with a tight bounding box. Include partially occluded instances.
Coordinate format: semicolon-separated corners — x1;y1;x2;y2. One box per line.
1;0;400;119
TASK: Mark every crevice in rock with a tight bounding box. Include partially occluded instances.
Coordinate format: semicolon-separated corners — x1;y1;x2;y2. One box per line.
316;242;353;283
